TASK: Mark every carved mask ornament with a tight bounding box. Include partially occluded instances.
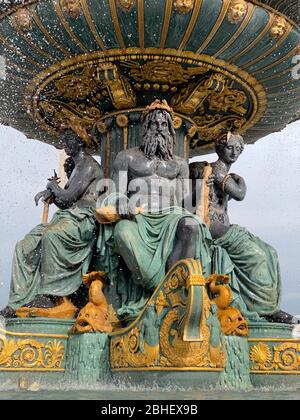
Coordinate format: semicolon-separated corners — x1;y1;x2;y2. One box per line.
11;8;33;31
228;0;248;24
218;307;249;337
60;0;82;19
270;16;288;39
117;0;136;12
174;0;194;14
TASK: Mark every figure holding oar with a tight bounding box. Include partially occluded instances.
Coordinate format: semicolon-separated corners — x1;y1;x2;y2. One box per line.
0;129;103;319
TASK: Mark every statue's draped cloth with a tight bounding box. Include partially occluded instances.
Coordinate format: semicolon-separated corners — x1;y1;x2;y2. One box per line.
114;208;212;290
212;225;281;318
8;207;98;309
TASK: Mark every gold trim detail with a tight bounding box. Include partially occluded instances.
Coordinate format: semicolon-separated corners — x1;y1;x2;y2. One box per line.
108;0;126;49
178;0;202;50
160;0;173;49
80;0;106;51
26;48;267;148
215;2;255;57
54;0;89;53
112;367;224;372
137;0;145;49
0;335;65;371
0;327;68;339
250;341;300;373
196;0;231;54
31;10;72;57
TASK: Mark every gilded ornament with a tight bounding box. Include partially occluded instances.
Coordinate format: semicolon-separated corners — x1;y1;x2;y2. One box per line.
60;0;82;19
270;15;288;39
250;343;273;370
227;0;248;24
72;272;119;333
111;260;227;370
117;0;136;12
171;73;227;115
207;274;248;337
0;335;65;370
27;49;267;147
154;291;169;316
116;114;129;128
173;0;194;14
98;63;137;110
11;7;33;31
173;116;183;130
272;343;300;372
126;60;207;86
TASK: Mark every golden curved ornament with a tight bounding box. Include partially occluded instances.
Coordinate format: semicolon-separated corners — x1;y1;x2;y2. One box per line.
25;48;267;148
0;335;65;371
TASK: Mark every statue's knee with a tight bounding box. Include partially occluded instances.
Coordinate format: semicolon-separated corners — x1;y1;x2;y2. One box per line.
114;220;134;246
178;218;198;238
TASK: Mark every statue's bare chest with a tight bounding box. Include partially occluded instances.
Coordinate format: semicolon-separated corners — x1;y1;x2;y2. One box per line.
128;156;180;180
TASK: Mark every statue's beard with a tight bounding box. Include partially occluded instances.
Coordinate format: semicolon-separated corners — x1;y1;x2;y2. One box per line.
141;131;174;161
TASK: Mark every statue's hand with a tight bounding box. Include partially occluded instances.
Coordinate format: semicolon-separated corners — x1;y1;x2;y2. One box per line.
116;196;131;219
46;179;60;192
34;190;52;206
207;173;224;187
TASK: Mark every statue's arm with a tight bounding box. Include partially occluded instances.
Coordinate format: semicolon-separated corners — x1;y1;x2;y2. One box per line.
112;151;130;216
223;173;247;201
47;165;97;208
112;151;129;194
177;158;190;206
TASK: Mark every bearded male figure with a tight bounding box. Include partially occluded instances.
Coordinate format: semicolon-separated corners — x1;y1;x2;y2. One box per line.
111;101;211;294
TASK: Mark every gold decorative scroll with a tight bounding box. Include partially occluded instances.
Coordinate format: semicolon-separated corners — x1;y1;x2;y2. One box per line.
0;336;65;371
250;342;300;373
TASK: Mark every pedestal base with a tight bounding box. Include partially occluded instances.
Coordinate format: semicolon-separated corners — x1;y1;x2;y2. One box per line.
0;318;299;390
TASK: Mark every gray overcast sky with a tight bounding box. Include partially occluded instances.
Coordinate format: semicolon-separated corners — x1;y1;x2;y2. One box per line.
0;123;299;315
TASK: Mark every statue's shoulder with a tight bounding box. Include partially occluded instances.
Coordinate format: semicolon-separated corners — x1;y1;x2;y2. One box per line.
116;147;142;162
189;161;209;179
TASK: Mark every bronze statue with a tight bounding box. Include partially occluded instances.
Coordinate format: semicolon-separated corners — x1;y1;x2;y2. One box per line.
190;133;299;325
110;100;211;292
0;129;103;318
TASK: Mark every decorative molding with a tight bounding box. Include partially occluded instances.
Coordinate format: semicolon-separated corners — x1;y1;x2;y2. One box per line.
0;335;65;371
250;341;300;374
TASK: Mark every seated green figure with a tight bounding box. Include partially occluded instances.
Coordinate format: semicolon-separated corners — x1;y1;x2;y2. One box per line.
190;132;298;325
110;101;212;314
0;129;103;318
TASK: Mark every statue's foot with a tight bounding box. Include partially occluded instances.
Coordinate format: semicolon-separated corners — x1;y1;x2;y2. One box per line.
16;297;78;319
265;310;300;325
25;295;60;309
0;306;16;319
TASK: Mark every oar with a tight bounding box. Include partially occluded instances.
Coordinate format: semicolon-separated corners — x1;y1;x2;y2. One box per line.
196;163;212;226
